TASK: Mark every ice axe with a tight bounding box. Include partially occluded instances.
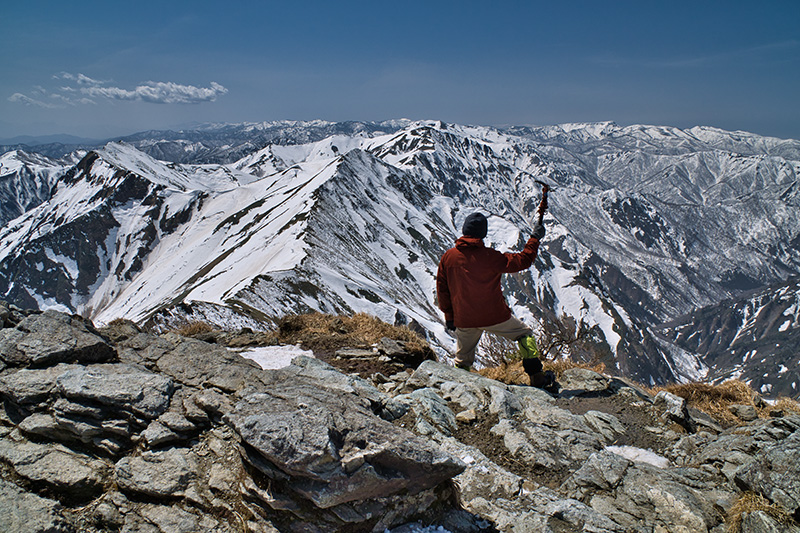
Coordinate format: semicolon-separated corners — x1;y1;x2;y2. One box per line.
534;179;551;227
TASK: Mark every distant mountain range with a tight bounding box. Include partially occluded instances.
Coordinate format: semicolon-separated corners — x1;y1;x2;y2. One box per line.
1;120;798;397
0;134;104;146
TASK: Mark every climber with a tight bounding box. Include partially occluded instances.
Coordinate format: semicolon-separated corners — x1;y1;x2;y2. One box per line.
436;212;557;391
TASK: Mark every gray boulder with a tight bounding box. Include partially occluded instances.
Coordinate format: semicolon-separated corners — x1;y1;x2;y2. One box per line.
396;387;458;436
735;430;800;515
0;434;110;501
0;310;115;367
56;363;174;419
562;450;632;501
559;368;610;395
115;447;197;498
655;390;694;431
225;382;464;510
585;465;729;531
0;364;68;406
730;403;759;422
680;416;800;482
121;502;240;533
2;362;174;453
153;336;262;392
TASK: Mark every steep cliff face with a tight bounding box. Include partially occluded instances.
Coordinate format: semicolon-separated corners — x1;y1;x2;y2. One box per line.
1;120;799;390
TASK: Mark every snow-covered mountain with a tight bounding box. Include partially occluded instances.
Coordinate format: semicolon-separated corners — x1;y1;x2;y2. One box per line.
0;150;69;226
1;120;798;394
0;120;410;163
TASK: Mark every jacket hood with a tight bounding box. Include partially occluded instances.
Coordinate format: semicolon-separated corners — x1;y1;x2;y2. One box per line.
455;236;485;248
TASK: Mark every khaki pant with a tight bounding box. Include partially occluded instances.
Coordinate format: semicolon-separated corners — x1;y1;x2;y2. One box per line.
455;316;532;367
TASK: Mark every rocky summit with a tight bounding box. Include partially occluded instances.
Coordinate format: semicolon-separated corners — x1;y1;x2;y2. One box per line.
0;304;799;532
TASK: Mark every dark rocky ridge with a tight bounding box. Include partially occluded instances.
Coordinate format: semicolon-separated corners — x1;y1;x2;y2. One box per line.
0;303;798;532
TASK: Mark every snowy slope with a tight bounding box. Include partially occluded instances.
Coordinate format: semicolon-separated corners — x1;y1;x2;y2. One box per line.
504;123;800;326
0;150;65;226
0;143;247;314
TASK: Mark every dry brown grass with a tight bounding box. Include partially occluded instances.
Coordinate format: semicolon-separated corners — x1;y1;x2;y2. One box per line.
652;380;757;426
479;358;607;386
481;360;530;385
774;396;800;416
726;492;796;532
174;321;216;337
277;312;431;356
651;380;800;426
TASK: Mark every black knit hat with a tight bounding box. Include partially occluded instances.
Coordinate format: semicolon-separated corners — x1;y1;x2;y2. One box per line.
462;212;488;239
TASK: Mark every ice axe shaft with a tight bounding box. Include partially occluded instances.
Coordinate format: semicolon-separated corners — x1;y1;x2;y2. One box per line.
535;180;550;226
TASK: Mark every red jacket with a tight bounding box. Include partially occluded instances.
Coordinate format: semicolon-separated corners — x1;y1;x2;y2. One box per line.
436;236;540;328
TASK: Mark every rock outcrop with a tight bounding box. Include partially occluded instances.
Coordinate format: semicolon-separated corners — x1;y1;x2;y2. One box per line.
1;304;799;532
0;307;466;532
397;362;800;533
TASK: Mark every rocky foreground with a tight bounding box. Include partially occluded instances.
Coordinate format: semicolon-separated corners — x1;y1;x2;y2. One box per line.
0;304;799;532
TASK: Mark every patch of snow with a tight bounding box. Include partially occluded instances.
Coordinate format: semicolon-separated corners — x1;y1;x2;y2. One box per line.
537;253;623;354
605;445;670;469
779;365;789;375
27;288;72;314
485;215;521;252
234;345;313;370
45;249;78;280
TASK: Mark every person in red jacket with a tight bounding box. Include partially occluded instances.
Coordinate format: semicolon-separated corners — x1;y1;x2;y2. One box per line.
436;212;555;390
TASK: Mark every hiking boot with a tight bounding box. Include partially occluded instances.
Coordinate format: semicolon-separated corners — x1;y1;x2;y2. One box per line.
522;356;543;375
455;362;472;372
530;370;559;394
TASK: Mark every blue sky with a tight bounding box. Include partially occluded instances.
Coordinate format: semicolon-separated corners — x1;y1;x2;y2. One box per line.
2;0;799;140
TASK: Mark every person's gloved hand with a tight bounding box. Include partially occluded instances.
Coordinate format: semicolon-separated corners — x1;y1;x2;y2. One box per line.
532;222;545;241
446;320;456;332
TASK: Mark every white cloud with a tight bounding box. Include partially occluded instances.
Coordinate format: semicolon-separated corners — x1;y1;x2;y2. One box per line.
49;93;77;106
81;81;228;104
9;73;228;109
54;72;105;86
8;93;60;108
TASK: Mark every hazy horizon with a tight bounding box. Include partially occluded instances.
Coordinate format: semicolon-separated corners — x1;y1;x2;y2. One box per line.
3;0;799;141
